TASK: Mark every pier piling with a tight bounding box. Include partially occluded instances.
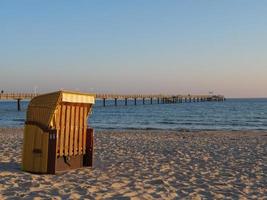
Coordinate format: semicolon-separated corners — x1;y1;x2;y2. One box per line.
17;99;21;111
115;98;117;106
103;98;106;107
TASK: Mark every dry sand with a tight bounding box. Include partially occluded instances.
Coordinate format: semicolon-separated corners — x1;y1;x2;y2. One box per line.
0;128;266;199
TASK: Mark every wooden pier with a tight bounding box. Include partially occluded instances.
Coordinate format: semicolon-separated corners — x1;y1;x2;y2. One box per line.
0;93;225;111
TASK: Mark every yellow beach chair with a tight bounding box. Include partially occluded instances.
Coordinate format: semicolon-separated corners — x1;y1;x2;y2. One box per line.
22;91;95;174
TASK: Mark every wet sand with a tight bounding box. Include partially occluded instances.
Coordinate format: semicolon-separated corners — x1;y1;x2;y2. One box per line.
0;128;266;199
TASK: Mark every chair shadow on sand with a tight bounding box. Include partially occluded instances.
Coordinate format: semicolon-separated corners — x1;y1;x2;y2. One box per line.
0;161;21;173
0;161;62;198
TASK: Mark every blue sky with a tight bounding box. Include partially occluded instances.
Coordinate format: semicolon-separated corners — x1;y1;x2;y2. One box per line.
1;1;267;97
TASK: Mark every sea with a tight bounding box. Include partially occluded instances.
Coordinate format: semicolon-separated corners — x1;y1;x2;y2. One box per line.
0;99;267;131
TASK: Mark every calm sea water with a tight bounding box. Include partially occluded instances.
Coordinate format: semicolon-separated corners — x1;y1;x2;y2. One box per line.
0;99;267;131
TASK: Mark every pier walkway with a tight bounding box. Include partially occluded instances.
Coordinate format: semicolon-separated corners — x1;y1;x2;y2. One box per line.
0;93;225;111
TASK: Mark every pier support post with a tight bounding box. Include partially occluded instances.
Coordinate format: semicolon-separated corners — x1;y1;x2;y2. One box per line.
125;98;128;106
150;98;153;104
17;99;21;111
103;98;106;107
143;98;145;105
157;98;160;104
134;98;137;105
115;98;117;106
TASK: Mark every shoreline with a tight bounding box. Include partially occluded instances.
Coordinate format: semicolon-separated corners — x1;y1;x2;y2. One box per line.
1;126;267;133
0;128;266;199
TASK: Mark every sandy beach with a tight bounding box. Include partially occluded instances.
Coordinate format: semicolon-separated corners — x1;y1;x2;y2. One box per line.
0;128;266;199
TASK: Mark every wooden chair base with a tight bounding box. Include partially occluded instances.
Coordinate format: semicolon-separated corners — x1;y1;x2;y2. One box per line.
23;122;94;174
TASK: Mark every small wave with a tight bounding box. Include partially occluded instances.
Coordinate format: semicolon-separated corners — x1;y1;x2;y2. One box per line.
12;119;25;122
94;126;164;131
158;121;177;125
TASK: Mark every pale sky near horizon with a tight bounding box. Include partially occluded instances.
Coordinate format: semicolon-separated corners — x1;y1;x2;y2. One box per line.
1;1;267;98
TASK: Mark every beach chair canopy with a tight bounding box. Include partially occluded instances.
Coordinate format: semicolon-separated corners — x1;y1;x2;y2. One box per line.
26;90;95;129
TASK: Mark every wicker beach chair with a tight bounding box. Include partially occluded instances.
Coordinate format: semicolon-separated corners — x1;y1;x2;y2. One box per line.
22;91;95;174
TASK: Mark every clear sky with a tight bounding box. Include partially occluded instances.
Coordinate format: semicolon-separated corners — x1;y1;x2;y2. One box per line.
1;1;267;97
